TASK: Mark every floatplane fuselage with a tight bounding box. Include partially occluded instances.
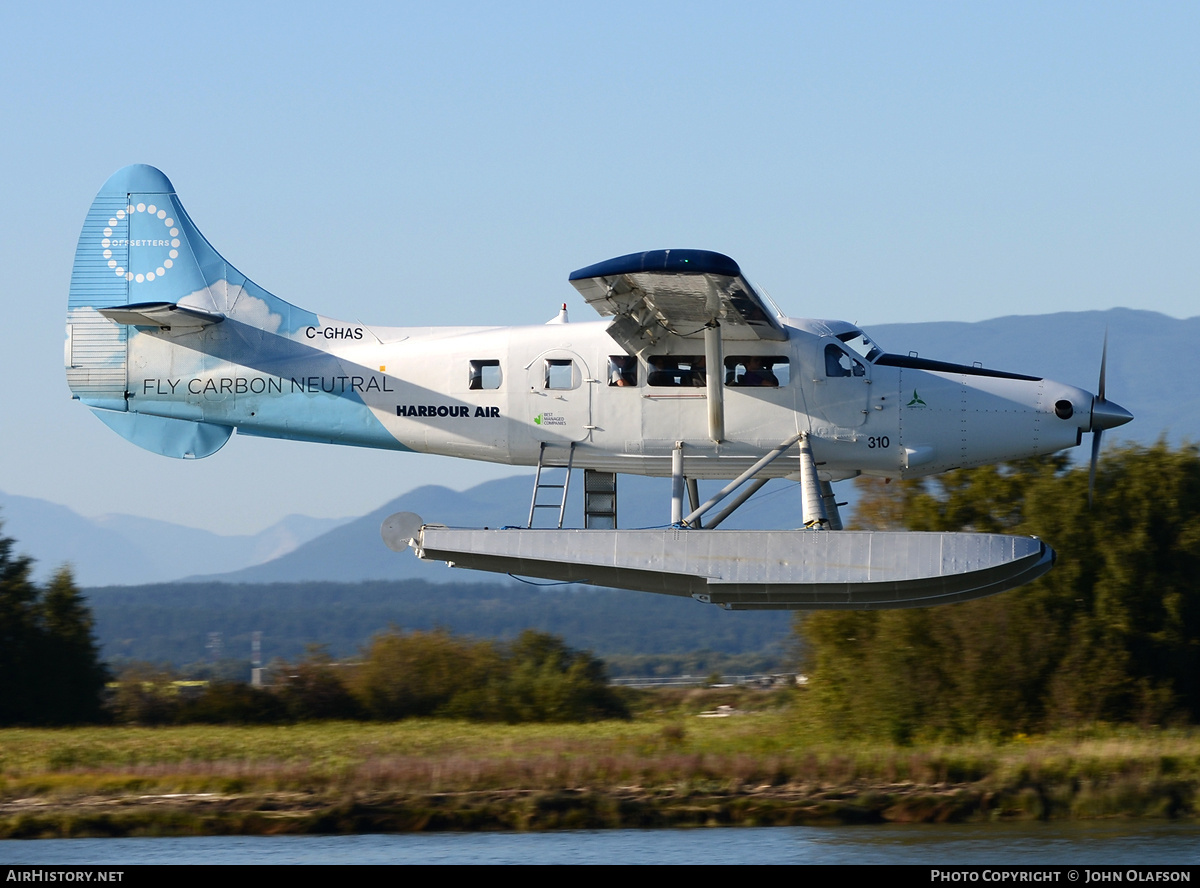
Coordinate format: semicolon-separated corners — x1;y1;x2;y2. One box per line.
66;165;1131;609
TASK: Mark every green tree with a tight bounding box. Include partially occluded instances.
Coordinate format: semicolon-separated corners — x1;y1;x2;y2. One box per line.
273;644;362;720
108;662;184;725
351;628;500;719
460;630;629;723
178;681;288;724
801;443;1200;738
37;569;109;723
0;530;41;724
351;627;627;723
0;526;109;725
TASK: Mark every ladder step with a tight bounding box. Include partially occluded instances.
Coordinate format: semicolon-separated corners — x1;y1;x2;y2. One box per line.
527;441;576;529
584;469;618;530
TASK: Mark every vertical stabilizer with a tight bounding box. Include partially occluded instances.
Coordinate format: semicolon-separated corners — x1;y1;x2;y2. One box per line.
65;165;243;457
65;166;179;410
66;165;393;459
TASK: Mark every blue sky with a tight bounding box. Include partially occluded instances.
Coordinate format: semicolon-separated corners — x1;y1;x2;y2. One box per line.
2;2;1197;534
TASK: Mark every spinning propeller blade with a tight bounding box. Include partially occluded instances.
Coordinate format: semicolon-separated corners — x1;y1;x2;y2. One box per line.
1087;331;1133;507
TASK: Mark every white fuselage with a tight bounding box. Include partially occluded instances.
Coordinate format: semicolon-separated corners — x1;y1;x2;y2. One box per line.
124;310;1092;482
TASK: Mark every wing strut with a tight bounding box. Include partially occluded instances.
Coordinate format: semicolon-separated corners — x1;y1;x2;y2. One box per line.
705;321;724;442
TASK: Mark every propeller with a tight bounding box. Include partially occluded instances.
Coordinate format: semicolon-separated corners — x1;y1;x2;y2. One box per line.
1087;331;1134;507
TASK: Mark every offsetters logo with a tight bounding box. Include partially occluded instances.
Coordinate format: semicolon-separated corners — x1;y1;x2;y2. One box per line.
101;203;181;284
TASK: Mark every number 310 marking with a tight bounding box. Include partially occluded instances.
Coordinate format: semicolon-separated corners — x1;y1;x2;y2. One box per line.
867;436;890;449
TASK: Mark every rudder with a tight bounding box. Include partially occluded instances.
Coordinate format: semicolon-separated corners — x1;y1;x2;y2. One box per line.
65;165;248;457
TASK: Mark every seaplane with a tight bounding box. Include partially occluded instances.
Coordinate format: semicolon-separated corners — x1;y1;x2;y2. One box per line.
65;165;1132;610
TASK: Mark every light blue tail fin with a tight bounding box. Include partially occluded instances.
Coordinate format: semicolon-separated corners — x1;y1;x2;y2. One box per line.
65;165;315;458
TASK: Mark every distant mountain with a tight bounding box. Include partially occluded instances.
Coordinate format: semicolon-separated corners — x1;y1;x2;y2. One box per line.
0;492;150;586
0;490;350;587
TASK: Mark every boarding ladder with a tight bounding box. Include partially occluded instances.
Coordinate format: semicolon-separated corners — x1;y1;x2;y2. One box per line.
527;442;575;528
583;469;617;529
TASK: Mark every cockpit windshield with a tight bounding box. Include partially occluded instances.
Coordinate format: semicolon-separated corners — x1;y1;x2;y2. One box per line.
837;329;883;363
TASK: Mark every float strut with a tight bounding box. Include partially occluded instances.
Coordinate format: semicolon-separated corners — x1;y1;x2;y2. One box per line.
671;442;684;526
705;477;770;530
799;433;830;529
819;479;844;531
682;431;804;528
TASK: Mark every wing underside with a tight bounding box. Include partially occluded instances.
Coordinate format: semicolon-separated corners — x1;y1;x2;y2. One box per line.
569;249;786;355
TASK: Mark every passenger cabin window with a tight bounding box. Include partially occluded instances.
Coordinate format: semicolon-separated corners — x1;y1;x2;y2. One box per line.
544;359;575;390
469;360;502;390
725;356;789;387
647;356;706;387
825;344;866;378
608;355;638;387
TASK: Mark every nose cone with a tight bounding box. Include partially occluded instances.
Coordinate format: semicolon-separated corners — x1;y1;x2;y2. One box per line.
1091;396;1133;431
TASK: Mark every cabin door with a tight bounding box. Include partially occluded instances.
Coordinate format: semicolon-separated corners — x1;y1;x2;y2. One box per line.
524;349;593;443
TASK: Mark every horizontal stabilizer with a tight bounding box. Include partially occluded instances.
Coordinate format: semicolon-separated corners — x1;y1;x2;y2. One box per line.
90;408;233;459
99;301;224;330
406;526;1054;610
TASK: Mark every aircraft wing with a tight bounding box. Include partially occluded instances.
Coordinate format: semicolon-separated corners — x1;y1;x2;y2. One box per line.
568;250;787;355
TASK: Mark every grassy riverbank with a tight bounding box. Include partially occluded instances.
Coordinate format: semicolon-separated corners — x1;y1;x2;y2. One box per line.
2;691;1198;837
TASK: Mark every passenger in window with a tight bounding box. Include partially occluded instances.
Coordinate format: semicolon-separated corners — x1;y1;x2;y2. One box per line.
647;357;676;386
740;357;778;387
609;356;637;387
648;356;682;386
648;356;705;386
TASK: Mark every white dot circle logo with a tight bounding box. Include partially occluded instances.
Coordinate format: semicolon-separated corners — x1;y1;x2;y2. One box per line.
105;203;179;284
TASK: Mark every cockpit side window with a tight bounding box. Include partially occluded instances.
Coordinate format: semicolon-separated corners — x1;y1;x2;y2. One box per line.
825;344;866;378
469;360;502;390
836;330;883;363
724;356;789;387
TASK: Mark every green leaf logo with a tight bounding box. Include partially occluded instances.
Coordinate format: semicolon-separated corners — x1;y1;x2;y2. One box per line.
907;389;927;407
